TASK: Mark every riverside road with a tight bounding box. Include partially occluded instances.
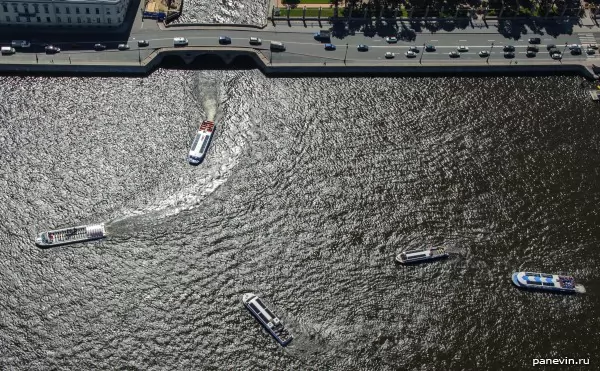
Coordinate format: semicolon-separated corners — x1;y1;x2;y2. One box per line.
0;15;599;68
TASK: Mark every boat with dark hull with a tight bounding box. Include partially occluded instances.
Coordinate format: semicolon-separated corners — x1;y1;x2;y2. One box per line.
512;272;586;294
396;247;449;264
242;293;293;346
35;224;106;247
188;120;215;165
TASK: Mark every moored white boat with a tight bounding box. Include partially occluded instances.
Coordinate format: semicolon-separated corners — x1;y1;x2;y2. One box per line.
35;224;106;247
188;120;215;165
512;272;586;294
396;247;449;264
242;293;293;346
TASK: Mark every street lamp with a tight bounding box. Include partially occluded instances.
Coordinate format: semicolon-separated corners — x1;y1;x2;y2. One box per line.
344;43;348;65
486;42;494;64
419;42;425;64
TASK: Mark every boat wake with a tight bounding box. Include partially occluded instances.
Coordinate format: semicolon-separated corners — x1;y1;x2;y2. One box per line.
107;71;249;224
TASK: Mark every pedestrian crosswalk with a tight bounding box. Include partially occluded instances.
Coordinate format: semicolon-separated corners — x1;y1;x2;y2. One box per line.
578;33;599;58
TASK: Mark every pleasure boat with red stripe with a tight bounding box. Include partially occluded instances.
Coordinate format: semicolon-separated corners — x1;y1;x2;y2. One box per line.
35;224;106;248
512;272;586;294
188;120;215;165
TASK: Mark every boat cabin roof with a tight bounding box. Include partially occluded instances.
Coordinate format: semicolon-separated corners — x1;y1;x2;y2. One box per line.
248;297;278;324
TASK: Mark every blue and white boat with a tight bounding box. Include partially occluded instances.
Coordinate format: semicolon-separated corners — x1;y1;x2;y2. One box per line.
188;120;215;165
511;272;586;294
242;293;293;346
396;247;449;264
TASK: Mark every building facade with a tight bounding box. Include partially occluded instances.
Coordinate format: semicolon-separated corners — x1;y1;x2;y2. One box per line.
0;0;130;27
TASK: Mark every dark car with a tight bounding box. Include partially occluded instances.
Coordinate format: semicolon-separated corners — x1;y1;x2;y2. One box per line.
528;37;541;44
357;44;369;52
94;43;106;51
503;45;515;52
425;44;436;52
219;36;231;45
324;43;336;51
138;40;150;47
527;45;539;52
546;44;556;51
526;50;537;58
504;51;515;58
571;47;582;55
45;45;60;54
548;47;560;55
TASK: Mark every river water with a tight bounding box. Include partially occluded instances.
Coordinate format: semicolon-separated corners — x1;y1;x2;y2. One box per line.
1;2;600;369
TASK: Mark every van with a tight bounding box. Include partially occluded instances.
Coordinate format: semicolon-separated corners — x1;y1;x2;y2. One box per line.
270;41;285;52
11;40;30;48
1;46;16;55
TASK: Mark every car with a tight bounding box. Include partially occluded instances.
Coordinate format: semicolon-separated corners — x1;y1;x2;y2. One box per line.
449;51;460;58
405;50;416;58
546;44;556;50
385;36;398;43
94;43;106;51
218;36;231;45
587;48;596;55
527;45;539;52
138;40;150;47
571;47;582;55
1;46;16;55
357;44;369;52
174;37;189;46
568;44;582;50
324;43;336;51
548;47;560;55
526;50;537;57
528;37;541;44
457;46;469;52
551;53;562;60
503;45;515;52
478;50;490;57
249;37;262;46
408;46;419;53
425;44;436;52
384;52;395;59
504;51;515;58
118;44;130;51
45;45;60;54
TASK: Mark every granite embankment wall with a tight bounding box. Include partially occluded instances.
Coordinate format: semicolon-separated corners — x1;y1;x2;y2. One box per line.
0;48;597;79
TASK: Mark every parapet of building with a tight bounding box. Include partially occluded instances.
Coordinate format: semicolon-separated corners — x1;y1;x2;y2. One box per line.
0;0;130;27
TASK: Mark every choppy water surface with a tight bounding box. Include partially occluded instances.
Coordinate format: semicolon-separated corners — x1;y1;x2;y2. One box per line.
0;71;599;370
176;0;269;25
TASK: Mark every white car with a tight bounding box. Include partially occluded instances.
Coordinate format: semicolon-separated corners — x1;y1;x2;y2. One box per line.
173;37;188;46
385;52;395;59
551;53;562;60
249;37;262;45
408;46;419;52
449;51;460;58
405;50;417;58
385;36;398;43
457;46;469;52
118;44;130;51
